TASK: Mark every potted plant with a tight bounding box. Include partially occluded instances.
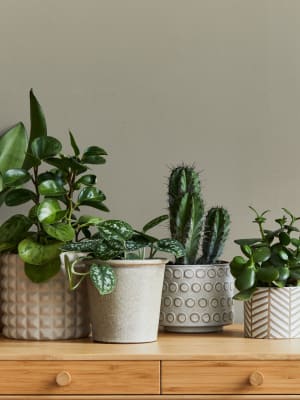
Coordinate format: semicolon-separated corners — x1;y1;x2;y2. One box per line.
230;206;300;339
160;165;233;333
63;216;185;343
0;90;109;340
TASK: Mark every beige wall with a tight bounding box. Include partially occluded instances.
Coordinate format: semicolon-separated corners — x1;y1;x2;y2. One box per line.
0;0;299;322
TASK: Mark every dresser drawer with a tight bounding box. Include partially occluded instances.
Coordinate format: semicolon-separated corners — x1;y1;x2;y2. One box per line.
162;361;300;394
0;361;160;395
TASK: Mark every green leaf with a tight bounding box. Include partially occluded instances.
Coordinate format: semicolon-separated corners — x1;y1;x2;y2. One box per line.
81;154;106;164
89;263;116;295
235;267;255;291
37;199;64;223
241;244;252;257
278;249;289;261
290;269;300;280
23;90;47;170
31;136;62;160
25;257;61;283
83;146;107;156
0;214;32;243
78;215;103;226
0;174;3;192
230;256;247;278
155;238;185;258
38;179;66;196
78;187;106;203
125;234;150;252
43;223;75;241
0;123;28;173
18;238;62;265
252;247;271;263
5;188;36;206
256;267;279;282
69;131;80;156
45;156;88;174
80;200;109;212
234;238;261;246
97;220;134;242
0;242;17;253
279;231;290;246
233;287;257;301
62;239;100;253
278;266;289;281
291;238;300;248
76;174;97;187
3;169;31;187
142;214;169;233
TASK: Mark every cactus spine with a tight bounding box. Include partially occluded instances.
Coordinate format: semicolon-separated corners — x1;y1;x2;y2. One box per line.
200;207;230;264
168;165;230;265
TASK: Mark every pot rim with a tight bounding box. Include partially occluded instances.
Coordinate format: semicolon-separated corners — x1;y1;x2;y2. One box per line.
167;262;229;268
100;258;169;267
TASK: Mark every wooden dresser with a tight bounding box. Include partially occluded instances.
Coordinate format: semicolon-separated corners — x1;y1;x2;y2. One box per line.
0;325;300;399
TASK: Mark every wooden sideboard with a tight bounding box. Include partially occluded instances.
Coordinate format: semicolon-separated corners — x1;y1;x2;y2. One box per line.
0;324;300;399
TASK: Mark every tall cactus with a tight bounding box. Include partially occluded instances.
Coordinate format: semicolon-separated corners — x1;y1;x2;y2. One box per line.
168;165;230;265
168;165;204;264
200;207;230;264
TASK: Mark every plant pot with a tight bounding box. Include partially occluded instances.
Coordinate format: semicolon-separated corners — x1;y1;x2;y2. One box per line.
0;253;90;340
244;287;300;339
160;263;234;333
87;258;167;343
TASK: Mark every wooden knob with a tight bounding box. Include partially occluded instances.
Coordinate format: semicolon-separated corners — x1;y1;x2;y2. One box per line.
56;370;72;387
249;370;264;386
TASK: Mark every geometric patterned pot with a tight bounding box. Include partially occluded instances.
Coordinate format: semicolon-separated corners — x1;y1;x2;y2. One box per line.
0;253;90;340
244;287;300;339
160;263;234;333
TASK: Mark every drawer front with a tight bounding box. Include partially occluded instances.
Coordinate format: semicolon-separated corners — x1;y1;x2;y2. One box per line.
0;361;160;395
162;361;300;394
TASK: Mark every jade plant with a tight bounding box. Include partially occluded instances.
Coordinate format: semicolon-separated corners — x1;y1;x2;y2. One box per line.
230;207;300;300
0;90;108;282
168;165;230;265
63;216;185;295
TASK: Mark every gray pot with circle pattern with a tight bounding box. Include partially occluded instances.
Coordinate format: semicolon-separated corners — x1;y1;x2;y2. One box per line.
160;263;234;333
0;253;90;340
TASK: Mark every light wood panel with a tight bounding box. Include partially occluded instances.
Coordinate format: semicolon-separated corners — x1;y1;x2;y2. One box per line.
3;396;300;399
0;325;300;361
162;360;300;394
0;361;159;395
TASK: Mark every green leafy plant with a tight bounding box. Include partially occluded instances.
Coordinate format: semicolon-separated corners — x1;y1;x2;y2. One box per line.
63;216;185;295
0;90;108;282
230;207;300;300
168;165;230;265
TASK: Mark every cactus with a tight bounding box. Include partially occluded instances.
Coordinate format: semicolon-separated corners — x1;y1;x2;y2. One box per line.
167;165;230;265
200;207;230;264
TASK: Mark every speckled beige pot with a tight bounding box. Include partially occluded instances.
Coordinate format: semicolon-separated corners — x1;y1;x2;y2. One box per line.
160;263;234;333
0;253;90;340
87;259;167;343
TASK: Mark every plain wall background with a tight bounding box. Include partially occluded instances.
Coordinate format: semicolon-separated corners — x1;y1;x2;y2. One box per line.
0;0;299;322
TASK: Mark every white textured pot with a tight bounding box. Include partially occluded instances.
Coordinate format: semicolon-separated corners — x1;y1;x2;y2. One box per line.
244;287;300;339
160;263;234;333
0;253;90;340
87;259;167;343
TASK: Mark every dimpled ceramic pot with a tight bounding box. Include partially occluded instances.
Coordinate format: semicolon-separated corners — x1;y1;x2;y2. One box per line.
160;263;234;333
0;253;90;340
87;259;167;343
244;287;300;339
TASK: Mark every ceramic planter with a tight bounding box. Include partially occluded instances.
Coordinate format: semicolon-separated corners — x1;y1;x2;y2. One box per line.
160;263;234;333
87;258;167;343
0;253;90;340
244;287;300;339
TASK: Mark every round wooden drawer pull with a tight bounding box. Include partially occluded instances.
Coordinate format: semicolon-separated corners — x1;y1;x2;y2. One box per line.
56;370;72;387
249;370;264;386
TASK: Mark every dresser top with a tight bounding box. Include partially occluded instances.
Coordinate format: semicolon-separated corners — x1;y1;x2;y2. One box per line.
0;325;299;361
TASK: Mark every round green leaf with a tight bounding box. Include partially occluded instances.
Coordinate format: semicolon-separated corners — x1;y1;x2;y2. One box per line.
78;215;103;226
234;238;261;246
76;175;97;187
252;247;271;263
0;214;32;243
241;244;252;257
83;146;107;156
25;257;61;283
78;187;105;203
230;256;247;278
31;136;62;160
18;238;62;265
3;169;31;187
235;267;255;291
278;249;289;261
5;188;36;206
38;179;66;196
256;267;279;282
43;223;75;242
278;266;290;281
279;232;290;246
37;199;64;223
233;287;257;301
89;263;116;295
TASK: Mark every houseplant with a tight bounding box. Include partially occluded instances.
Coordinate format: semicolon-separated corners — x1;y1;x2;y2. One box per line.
230;206;300;339
160;165;233;333
63;216;185;343
0;90;108;340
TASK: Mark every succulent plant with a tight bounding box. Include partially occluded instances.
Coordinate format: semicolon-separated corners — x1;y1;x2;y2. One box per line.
230;207;300;301
168;165;230;265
